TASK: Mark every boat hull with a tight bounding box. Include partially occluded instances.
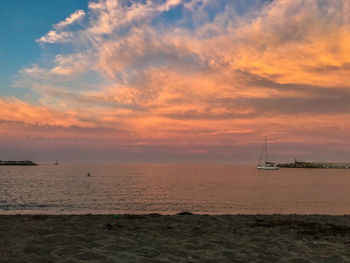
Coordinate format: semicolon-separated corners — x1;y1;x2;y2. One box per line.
257;165;279;170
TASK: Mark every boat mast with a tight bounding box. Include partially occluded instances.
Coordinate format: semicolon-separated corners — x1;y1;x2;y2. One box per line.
258;138;265;165
264;136;268;164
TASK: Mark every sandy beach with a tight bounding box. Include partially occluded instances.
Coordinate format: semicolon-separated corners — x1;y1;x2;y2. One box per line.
1;214;350;263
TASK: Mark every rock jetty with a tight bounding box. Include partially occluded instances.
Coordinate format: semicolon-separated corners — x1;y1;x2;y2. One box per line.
0;160;38;166
278;160;350;169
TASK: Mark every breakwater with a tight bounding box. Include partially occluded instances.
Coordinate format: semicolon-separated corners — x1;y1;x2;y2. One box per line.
0;160;38;166
278;161;350;169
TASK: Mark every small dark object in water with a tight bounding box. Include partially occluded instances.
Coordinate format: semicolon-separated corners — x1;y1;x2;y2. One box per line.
87;172;91;177
177;212;193;215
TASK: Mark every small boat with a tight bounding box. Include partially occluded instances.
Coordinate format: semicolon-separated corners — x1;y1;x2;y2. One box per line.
54;160;59;165
257;137;279;170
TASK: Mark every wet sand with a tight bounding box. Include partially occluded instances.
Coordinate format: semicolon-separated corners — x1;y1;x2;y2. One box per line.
1;214;350;262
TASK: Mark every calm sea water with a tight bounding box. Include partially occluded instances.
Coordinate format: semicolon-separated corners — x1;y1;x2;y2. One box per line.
1;163;350;215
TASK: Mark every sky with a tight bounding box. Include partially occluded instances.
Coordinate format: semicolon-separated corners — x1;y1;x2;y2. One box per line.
1;0;350;163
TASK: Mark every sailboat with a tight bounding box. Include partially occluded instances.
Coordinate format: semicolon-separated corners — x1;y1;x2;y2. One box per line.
257;137;279;170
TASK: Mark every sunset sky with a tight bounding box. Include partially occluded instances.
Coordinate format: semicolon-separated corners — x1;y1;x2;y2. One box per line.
1;0;350;163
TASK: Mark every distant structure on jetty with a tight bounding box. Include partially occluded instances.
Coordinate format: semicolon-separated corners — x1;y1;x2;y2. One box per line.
0;160;38;166
278;159;350;169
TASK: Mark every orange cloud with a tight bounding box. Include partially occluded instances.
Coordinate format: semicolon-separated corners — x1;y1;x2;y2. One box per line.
0;98;91;128
6;0;350;161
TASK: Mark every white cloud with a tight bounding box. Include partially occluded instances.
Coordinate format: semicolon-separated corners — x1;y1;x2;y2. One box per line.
54;10;86;30
87;0;183;35
21;64;48;77
51;53;91;75
36;30;73;44
36;10;85;44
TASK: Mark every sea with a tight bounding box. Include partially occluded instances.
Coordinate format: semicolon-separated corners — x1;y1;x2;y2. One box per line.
1;163;350;215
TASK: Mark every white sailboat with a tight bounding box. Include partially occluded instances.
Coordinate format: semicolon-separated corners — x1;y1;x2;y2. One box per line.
257;137;279;170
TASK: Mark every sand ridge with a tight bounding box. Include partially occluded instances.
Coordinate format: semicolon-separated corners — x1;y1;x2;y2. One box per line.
0;214;350;262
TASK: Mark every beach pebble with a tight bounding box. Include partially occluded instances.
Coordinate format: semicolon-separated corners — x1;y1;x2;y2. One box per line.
105;224;113;230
